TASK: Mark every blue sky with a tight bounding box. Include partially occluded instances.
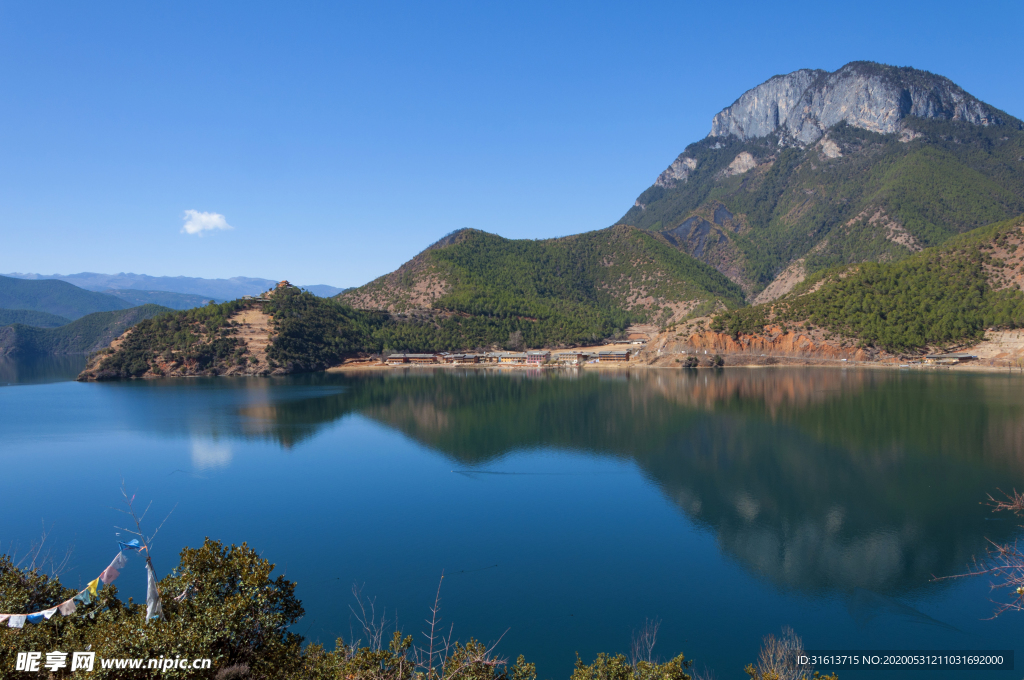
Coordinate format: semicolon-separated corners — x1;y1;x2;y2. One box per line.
1;1;1021;288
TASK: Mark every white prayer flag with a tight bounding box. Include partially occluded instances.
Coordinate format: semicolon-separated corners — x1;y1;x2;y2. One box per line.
145;562;164;621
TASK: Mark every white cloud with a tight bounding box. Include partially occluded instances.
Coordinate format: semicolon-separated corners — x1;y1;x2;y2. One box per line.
181;209;234;236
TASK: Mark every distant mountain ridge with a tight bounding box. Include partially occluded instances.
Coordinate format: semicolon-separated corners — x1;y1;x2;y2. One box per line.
5;272;346;299
0;275;130;320
618;61;1024;297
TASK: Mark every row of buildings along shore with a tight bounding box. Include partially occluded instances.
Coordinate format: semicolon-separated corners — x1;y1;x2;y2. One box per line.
384;349;634;366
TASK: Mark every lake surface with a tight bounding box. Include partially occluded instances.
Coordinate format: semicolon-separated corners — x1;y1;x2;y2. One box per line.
3;366;1024;678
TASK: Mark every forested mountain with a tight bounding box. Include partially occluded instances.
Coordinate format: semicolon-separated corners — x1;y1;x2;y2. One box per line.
0;309;70;328
0;304;171;356
79;216;1024;375
618;62;1024;298
0;275;130;319
340;225;744;327
82;234;745;380
711;214;1024;352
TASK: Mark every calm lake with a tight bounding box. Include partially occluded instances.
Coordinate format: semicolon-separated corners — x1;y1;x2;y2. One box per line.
3;365;1024;678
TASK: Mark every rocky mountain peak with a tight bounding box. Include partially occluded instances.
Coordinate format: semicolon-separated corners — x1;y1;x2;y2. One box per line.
709;61;1009;145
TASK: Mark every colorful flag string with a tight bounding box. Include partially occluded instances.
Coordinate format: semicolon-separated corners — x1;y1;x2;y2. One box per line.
0;539;163;628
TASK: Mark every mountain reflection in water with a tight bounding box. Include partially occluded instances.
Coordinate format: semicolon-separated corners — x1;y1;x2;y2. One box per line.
0;354;87;386
129;368;1024;599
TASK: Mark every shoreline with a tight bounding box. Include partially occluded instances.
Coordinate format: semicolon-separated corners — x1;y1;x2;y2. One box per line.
324;356;1024;377
72;355;1024;382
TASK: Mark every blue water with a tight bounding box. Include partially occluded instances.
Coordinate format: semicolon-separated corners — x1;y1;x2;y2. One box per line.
2;367;1023;678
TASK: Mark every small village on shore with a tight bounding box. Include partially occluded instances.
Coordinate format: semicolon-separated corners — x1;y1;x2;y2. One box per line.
362;347;987;370
383;347;634;366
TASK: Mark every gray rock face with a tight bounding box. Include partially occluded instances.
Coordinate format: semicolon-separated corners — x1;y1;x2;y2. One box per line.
710;62;1007;145
655;155;698;188
710;69;824;141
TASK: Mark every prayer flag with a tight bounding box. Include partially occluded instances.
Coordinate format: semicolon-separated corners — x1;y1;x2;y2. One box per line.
118;539;141;551
100;552;127;585
58;599;76;616
8;615;26;628
41;607;58;620
26;613;44;624
145;562;164;621
74;589;91;606
86;578;100;598
0;614;9;624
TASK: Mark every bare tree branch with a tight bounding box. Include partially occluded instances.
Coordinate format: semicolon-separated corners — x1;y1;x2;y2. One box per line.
748;627;812;680
630;617;661;665
936;489;1024;618
416;572;447;679
6;520;74;578
350;583;391;651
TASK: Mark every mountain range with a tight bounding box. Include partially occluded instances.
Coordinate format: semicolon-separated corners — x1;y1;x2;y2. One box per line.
342;62;1024;314
77;61;1024;375
0;276;176;356
4;272;346;300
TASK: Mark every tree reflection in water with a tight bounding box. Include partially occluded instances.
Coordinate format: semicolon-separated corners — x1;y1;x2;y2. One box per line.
171;368;1024;598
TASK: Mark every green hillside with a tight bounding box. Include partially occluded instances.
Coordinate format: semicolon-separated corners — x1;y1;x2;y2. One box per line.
0;304;172;356
0;309;70;328
83;291;390;378
79;216;1024;374
0;275;130;319
711;215;1024;352
84;233;745;379
342;225;744;328
620;118;1024;295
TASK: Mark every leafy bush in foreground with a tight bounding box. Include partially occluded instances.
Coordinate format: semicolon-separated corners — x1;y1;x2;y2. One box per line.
0;538;811;680
0;539;301;680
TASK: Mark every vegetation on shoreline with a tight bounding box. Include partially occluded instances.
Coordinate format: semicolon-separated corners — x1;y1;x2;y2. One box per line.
265;288;383;371
711;216;1024;352
1;537;833;680
81;259;735;381
87;300;249;378
267;286;634;367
